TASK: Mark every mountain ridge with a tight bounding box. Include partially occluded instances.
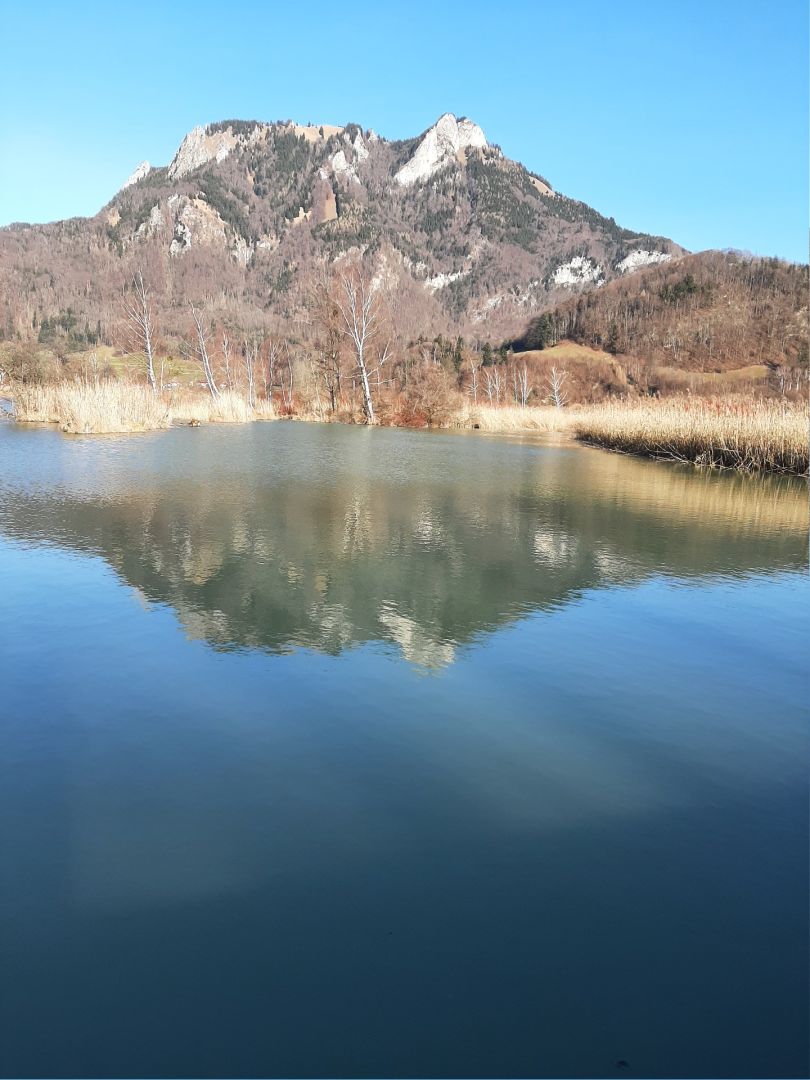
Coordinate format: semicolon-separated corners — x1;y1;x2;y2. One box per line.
0;112;685;343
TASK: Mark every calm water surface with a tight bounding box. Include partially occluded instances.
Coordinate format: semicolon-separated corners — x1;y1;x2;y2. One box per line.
0;420;807;1079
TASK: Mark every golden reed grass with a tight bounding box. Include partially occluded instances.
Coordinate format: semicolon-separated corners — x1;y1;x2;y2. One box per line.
572;399;808;475
11;381;806;475
167;389;276;424
458;400;807;475
455;404;573;433
12;382;276;433
13;381;171;433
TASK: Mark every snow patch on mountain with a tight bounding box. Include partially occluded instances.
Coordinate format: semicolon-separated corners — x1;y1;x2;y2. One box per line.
121;161;152;191
394;113;488;187
617;249;673;274
552;256;604;288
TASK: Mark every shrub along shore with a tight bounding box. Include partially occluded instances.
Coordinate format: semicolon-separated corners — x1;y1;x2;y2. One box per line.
7;380;807;475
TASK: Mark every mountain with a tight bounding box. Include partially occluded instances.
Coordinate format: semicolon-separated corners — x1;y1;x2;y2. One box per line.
0;114;684;346
509;250;808;396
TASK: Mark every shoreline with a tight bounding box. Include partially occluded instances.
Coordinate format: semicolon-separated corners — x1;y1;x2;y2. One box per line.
4;397;807;477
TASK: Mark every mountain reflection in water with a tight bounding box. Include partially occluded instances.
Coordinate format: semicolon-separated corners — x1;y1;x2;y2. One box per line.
0;420;808;1080
0;420;805;667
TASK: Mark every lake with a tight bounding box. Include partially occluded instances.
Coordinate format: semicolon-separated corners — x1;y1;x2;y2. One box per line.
0;419;807;1079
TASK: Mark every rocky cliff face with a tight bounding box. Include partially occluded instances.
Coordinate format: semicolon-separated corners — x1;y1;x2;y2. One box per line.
394;113;489;186
0;113;684;340
120;161;152;191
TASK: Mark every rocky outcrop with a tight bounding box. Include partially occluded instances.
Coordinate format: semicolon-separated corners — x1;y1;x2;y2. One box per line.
327;131;370;187
120;161;152;190
394;113;488;187
168;196;228;256
164;195;253;265
424;270;467;292
168;123;265;180
330;148;360;185
136;203;165;238
0;112;688;343
617;249;673;274
552;256;605;288
311;178;338;224
169;126;235;179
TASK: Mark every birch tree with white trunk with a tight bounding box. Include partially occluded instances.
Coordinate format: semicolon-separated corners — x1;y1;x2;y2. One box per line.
221;331;234;390
334;263;379;424
467;353;481;404
548;366;569;408
122;270;158;392
189;304;220;399
516;363;531;407
483;365;501;405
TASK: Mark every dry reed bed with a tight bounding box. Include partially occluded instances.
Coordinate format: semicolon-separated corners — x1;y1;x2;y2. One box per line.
13;381;172;433
167;389;276;424
455;404;573;433
10;383;807;475
572;400;808;475
12;382;276;433
459;400;808;475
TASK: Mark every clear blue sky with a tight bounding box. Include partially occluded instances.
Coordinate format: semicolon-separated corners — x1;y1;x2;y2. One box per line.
1;0;807;261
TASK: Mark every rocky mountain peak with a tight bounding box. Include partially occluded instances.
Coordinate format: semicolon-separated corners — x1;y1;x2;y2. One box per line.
120;161;152;191
394;112;488;187
168;122;267;180
0;112;685;343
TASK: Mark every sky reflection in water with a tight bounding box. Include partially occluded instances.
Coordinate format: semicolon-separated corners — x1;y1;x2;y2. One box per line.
0;421;807;1079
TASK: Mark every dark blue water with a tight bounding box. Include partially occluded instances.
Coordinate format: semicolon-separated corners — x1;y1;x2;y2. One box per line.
0;420;807;1078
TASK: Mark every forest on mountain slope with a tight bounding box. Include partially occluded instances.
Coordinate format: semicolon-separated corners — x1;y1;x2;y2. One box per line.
510;251;808;392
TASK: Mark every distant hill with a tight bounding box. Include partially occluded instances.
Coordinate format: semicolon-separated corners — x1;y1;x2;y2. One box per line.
0;113;683;345
510;251;808;393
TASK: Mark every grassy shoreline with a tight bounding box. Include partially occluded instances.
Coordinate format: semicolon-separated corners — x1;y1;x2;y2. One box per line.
455;401;808;475
7;382;807;475
11;382;276;433
570;400;808;475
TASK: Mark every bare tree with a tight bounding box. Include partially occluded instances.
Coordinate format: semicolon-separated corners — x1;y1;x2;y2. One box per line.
280;343;294;411
188;304;219;399
221;331;234;391
467;353;481;404
334;262;379;424
483;365;501;405
515;363;532;407
373;338;392;396
311;270;343;413
122;270;158;391
82;349;101;388
264;338;285;402
242;334;260;409
548;366;569;408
